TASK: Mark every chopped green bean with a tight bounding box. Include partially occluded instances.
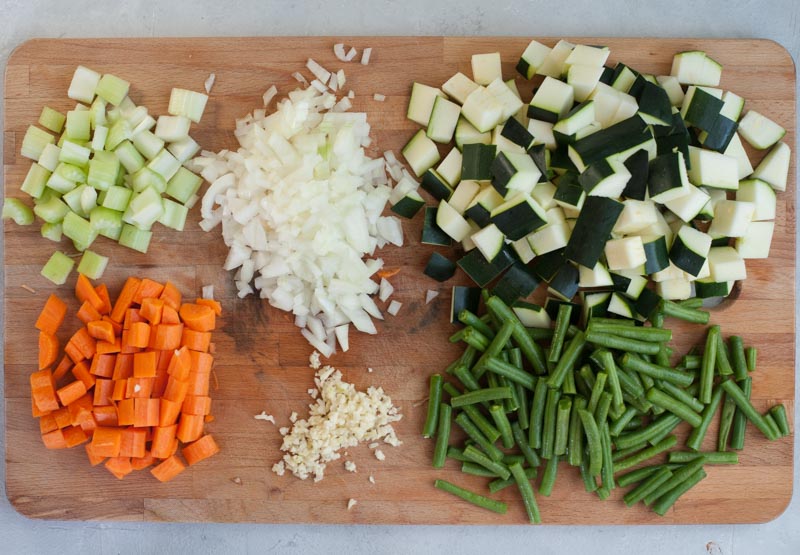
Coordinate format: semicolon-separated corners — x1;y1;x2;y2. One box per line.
612;442;648;463
769;404;790;437
567;397;587;466
549;304;573;363
616;366;645;399
484;356;536;390
746;347;757;372
562;367;577;395
764;412;781;439
423;374;444;438
610;406;639;437
546;330;586;390
720;379;779;440
455;412;504;461
731;377;752;450
643;457;706;506
686;386;724;451
661;300;710;324
715;331;734;377
578;409;603;476
446;445;469;462
621;353;695;387
585;330;661;355
485;296;548;374
489;404;515;449
462;461;501;477
515;382;530;431
463;444;511;480
473;320;515;377
488;466;537;494
554;397;572;456
434;479;508;514
700;325;719;404
539;454;560;497
452;363;480;391
652;468;707;516
458;309;496;339
587;323;672;343
729;336;748;381
462;326;491;351
580;455;599;493
718;393;737;451
678;298;704;309
595;391;613;428
509;461;542;524
624;466;673;507
681;354;702;370
528;378;548;449
615;413;681;449
511;421;541;468
668;451;738;464
657;381;705;413
645;388;703;428
623;416;644;430
541;388;562;460
600;422;615;492
451;386;513;408
613;435;678;473
432;403;452;468
617;463;680;488
596;349;624;413
527;327;554;341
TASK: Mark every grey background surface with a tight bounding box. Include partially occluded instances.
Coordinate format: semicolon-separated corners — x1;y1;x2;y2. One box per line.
1;1;798;553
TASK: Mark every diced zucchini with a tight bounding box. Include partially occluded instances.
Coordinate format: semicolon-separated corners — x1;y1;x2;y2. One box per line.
517;39;552;79
553;101;596;137
564;196;624;268
423;252;457;282
511;235;535;264
491;151;541;197
656;277;692;300
489;194;548;241
610;269;648;299
578;261;613;288
527;222;570;256
680;86;724;131
451;286;482;323
426;96;461;143
554;171;586;212
461;86;505;133
500;117;535;150
635;80;673;126
687;146;739;190
642;235;670;274
536;40;575;78
736;179;776;221
707;246;747;281
547;263;580;301
670;51;722;86
669;225;712;276
578;158;631;198
605;236;647;271
655;75;685;107
437;200;473;241
723;133;754;179
695;277;733;298
738;110;786;150
465;186;505;227
531;181;558;210
567;115;650;172
608;292;638;318
735;221;774;259
461;143;496;181
486;78;524;121
528;77;574;123
407;82;446;126
613;199;658;234
751;141;790;192
457;246;515;287
390;189;425;219
436;148;463;186
527;119;557;151
471;52;502;85
472;223;506;262
449;180;481;214
512;301;551;328
648;151;691;203
442;72;479;105
402;129;441;177
493;261;540;305
455;117;493;150
565;45;610;69
663;183;711;222
708;200;755;238
567;64;604;103
421;206;452;246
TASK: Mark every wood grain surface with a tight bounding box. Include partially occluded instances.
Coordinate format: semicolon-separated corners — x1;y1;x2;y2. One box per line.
3;37;795;524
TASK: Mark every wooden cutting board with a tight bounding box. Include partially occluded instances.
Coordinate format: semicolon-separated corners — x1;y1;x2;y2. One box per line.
3;37;795;524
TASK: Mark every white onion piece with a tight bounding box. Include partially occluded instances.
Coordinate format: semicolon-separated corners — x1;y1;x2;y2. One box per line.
333;43;348;62
379;278;394;302
202;285;215;299
262;85;278;106
345;47;358;62
373;93;386;102
337;70;346;89
425;290;439;304
204;73;216;94
361;48;372;65
334;324;350;352
306;58;331;83
387;300;402;316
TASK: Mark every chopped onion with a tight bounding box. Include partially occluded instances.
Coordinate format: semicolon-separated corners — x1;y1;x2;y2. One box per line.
425;290;439;304
333;43;348;62
337;70;346;89
306;58;331;84
348;90;355;99
202;284;215;299
292;72;309;86
328;73;338;92
373;93;386;102
334;324;350;352
387;300;402;316
345;47;358;62
379;278;394;302
204;73;216;94
310;79;328;93
361;48;373;65
262;85;278;106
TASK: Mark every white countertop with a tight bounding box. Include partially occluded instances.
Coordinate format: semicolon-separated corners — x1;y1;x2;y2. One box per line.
1;0;798;553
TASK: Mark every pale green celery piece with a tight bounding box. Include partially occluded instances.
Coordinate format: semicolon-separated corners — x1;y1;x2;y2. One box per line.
95;74;130;106
41;251;75;285
90;206;124;232
33;195;70;223
131;167;167;194
38;143;62;172
65;110;91;141
39;106;66;133
54;162;87;185
127;186;164;229
87;150;121;191
132;130;165;160
166;166;202;203
41;222;63;242
119;223;152;253
147;149;181;181
21;125;55;161
62;186;89;218
168;88;208;123
167;136;200;163
77;249;109;280
62;211;97;247
100;185;132;211
90;96;107;129
46;168;77;195
2;198;34;225
20;164;52;199
105;119;132;150
79;185;98;215
91;125;109;151
114;140;146;173
59;140;91;166
158;198;188;231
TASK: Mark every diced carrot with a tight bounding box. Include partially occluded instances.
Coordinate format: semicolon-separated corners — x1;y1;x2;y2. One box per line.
153;352;171;398
95;283;112;315
181;329;211;352
90;353;116;378
64;340;85;363
150;424;177;458
32;392;50;418
93;379;114;406
71;360;96;390
96;338;122;355
204;414;215;423
133;278;165;305
159;399;182;427
159;281;182;311
39;413;58;434
119;427;147;458
151;323;184;350
190;351;214;374
85;442;106;466
41;428;67;449
53;407;72;428
52;354;74;383
76;300;102;325
103;315;123;336
140;297;164;325
31;369;60;412
35;293;67;336
123;308;143;330
150;455;185;482
176;413;205;443
111;276;141;323
76;274;105;313
120;332;140;354
56;380;87;407
105;456;133;480
30;367;55;391
167;346;192;381
182;395;212;416
163;377;189;404
179;303;216;332
186;371;210;397
377;267;401;279
39;331;59;370
79;413;98;435
70;327;97;359
126;377;154;399
182;434;220;466
112;353;134;380
91;426;123;457
195;298;222;316
126;321;151;349
133;351;157;378
133;398;160;428
63;425;88;447
117;399;135;426
161;305;181;324
111;379;127;401
131;451;156;470
92;405;118;427
87;320;115;343
67;392;94;426
156;349;173;373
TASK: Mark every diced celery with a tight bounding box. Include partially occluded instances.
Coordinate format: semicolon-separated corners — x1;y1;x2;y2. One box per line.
167;136;200;164
168;88;208;123
106;106;121;125
33;195;70;223
62;211;97;248
68;66;100;104
119;223;152;253
63;186;89;218
131;167;167;193
55;162;87;184
147;149;181;180
21;125;55;161
38;144;61;172
132;115;156;137
2;198;34;225
105;119;132;150
20;163;52;199
46;167;77;195
95;73;130;106
90;96;107;129
133;130;165;160
77;249;109;279
127;186;164;229
101;185;132;211
91;125;109;151
158;198;189;231
87;150;121;191
41;222;63;242
155;115;191;142
65;110;91;141
39;107;66;133
125;106;149;129
73;103;89;112
90;206;124;241
118;96;137;116
80;185;98;215
166;167;202;203
59;140;91;166
41;251;75;285
114;140;146;173
184;193;199;209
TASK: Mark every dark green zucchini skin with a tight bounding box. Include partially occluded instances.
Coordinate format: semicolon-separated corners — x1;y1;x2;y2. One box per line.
423;252;457;282
634;287;662;319
421;206;452;246
643;235;670;274
493;261;541;305
451;286;482;323
622;149;649;200
564;196;624;268
421;169;454;201
457;246;515;287
461;143;496;180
